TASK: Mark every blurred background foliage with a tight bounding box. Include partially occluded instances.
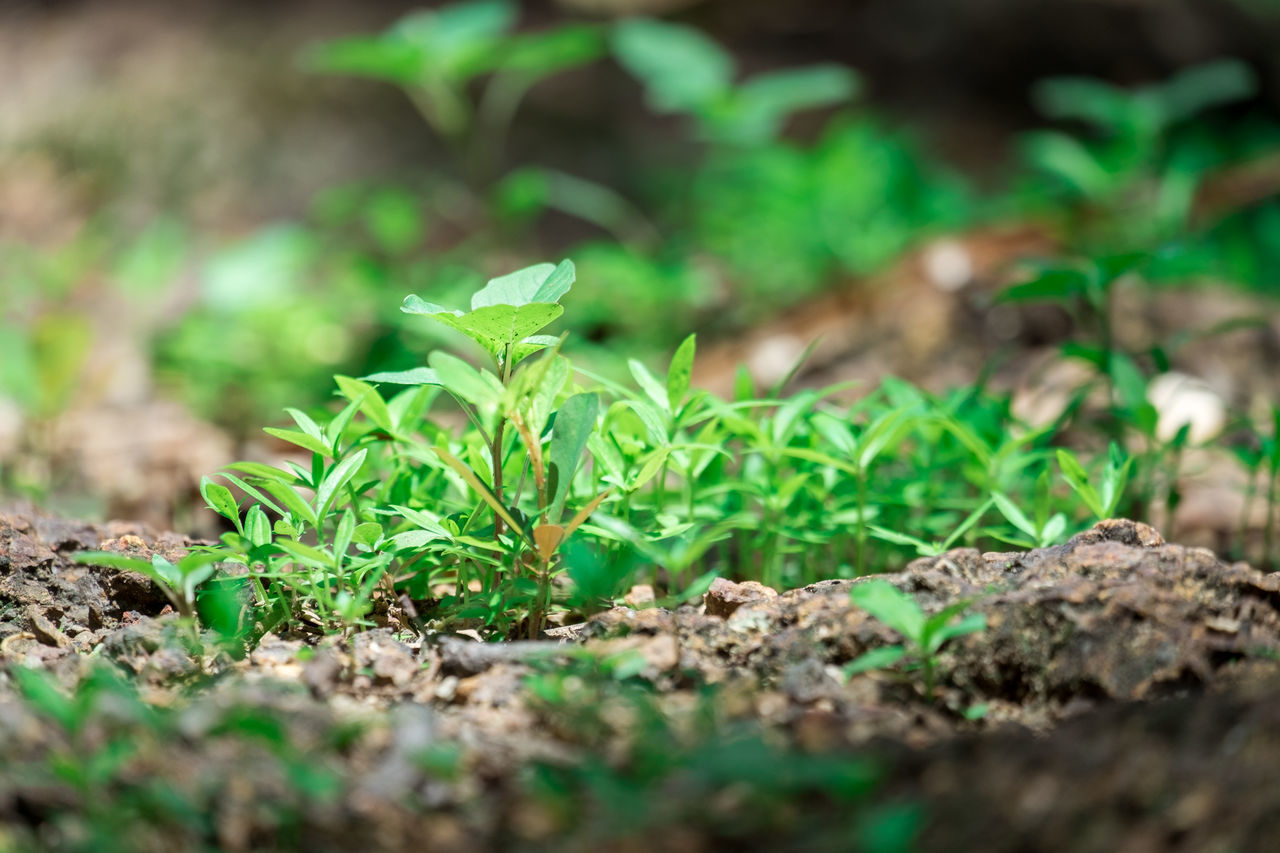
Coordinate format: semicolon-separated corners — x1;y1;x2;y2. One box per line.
2;0;1280;524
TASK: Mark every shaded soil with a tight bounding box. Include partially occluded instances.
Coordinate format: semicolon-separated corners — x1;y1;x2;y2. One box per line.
3;510;1280;851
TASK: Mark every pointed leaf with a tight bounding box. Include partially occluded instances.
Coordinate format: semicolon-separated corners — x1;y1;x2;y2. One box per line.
316;449;368;517
850;580;925;643
549;392;599;519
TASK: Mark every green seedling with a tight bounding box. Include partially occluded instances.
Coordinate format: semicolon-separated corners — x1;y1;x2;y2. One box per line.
305;0;603;181
1022;58;1257;249
73;550;220;621
845;580;986;702
1057;442;1132;522
177;253;1159;646
612;17;858;146
867;497;994;557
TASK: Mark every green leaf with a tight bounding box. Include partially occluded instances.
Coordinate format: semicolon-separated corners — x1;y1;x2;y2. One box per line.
992;491;1035;539
629;358;670;413
866;525;933;554
849;580;925;643
1108;351;1148;416
261;480;319;529
997;268;1088;306
471;259;575;308
927;612;986;653
666;334;696;411
497;25;603;76
285;407;325;441
245;505;272;548
316;449;369;518
1021;131;1112;198
612;18;733;113
1159;59;1255;125
1057;448;1103;518
200;477;241;528
728;65;858;142
430;303;565;356
12;667;79;733
263;427;332;458
362;367;442;386
275;539;334;568
429;351;504;407
549;393;599;520
844;645;909;676
352;522;383;548
628;446;672;493
226;461;298;483
335;375;394;433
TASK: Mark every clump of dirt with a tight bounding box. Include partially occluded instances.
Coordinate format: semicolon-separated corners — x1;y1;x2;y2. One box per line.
3;509;1280;851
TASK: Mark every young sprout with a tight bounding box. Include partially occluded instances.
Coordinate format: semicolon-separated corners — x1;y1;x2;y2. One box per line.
845;580;985;702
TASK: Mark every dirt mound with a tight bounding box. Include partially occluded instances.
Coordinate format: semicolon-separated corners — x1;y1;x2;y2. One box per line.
2;510;1280;850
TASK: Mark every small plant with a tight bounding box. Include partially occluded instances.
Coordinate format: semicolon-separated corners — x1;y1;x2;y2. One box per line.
612;17;858;146
122;254;1157;646
1056;442;1133;523
845;580;986;702
72;550;220;621
1020;58;1257;251
305;0;604;183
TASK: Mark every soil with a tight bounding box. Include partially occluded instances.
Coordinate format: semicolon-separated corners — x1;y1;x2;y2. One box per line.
4;509;1280;851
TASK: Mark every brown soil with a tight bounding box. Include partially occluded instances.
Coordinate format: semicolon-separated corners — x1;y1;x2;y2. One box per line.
3;509;1280;851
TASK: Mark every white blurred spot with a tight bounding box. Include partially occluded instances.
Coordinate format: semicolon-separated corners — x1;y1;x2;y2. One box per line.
748;334;806;387
1147;372;1226;445
923;239;974;292
0;397;22;461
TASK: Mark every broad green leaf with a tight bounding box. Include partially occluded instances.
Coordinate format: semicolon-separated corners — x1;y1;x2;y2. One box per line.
218;472;285;518
245;505;271;548
549;393;598;519
200;477;241;528
352;522;383;548
850;580;925;643
389;529;446;550
431;303;564;355
12;667;79;733
471;259;574;308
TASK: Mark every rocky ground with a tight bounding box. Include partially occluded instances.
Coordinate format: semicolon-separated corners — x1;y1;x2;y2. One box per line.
3;509;1280;851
